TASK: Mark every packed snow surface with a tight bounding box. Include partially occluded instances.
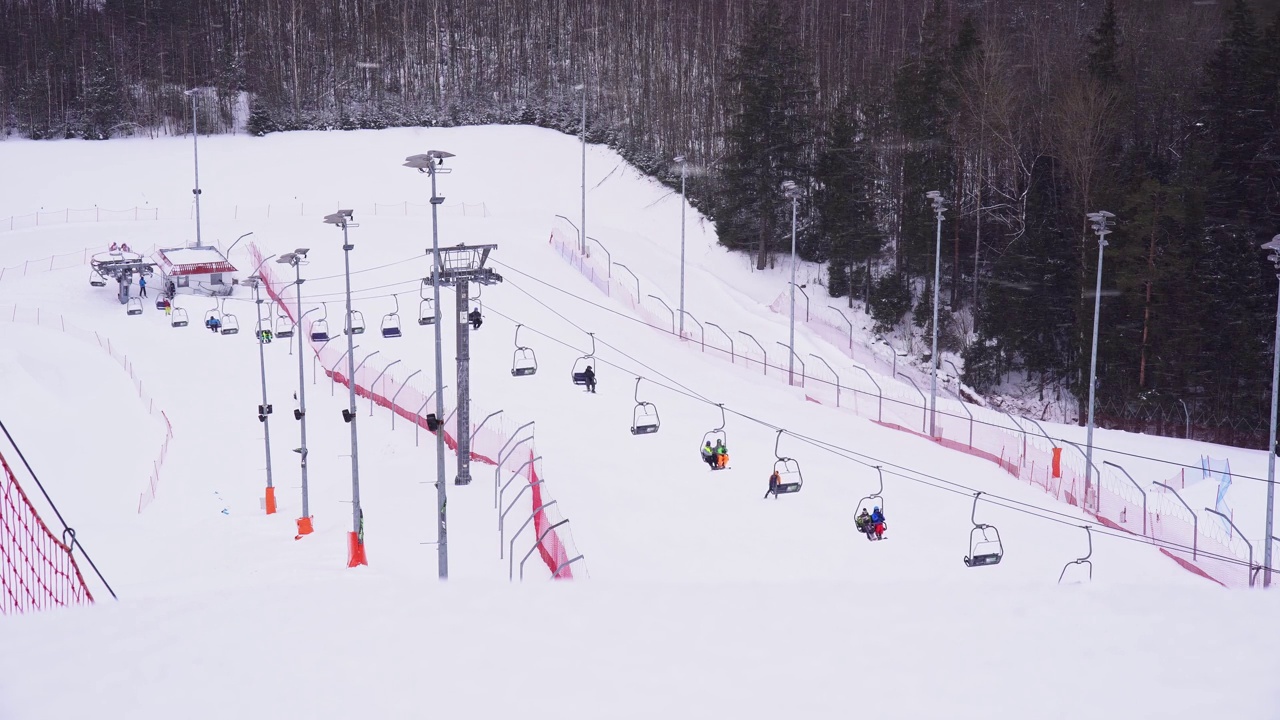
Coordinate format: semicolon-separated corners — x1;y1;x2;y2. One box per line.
0;126;1276;718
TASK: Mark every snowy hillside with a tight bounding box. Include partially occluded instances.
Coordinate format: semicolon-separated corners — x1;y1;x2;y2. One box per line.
0;126;1277;719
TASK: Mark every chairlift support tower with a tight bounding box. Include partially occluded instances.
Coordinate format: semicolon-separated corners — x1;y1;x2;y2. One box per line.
426;242;503;485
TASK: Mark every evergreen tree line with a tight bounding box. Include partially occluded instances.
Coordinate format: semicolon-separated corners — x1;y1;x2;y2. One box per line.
1;0;1278;445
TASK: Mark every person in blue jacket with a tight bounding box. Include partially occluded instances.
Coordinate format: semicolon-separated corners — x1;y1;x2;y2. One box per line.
870;506;886;540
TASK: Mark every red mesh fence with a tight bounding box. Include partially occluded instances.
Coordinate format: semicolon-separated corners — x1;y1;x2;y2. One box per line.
0;451;94;615
250;244;583;579
549;223;1254;587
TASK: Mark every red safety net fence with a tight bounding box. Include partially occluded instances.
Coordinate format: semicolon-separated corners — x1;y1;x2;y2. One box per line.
549;223;1257;587
249;244;584;579
0;450;94;615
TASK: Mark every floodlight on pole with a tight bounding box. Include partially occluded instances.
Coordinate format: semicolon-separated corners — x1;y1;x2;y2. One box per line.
184;88;205;248
1083;210;1115;512
676;155;688;337
323;208;367;568
926;190;947;438
1261;233;1280;587
403;150;454;580
246;255;276;515
576;83;588;256
782;180;802;386
275;248;313;537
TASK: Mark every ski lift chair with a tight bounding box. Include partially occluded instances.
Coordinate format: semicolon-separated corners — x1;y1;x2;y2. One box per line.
126;297;143;316
89;270;107;287
220;312;240;335
381;296;403;338
345;309;366;335
170;307;189;328
256;318;273;343
1057;526;1094;584
274;309;294;339
963;492;1004;568
310;303;331;342
856;466;886;518
511;324;537;376
203;308;222;332
700;403;728;465
630;378;661;435
772;430;803;494
418;281;437;326
571;333;596;386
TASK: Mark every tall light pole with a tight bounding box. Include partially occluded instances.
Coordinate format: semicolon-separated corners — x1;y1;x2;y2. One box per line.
247;257;276;515
926;191;947;438
276;249;312;537
675;155;688;337
1083;211;1115;510
183;88;204;248
782;180;802;385
324;209;367;567
404;150;454;580
576;83;587;255
1261;234;1280;587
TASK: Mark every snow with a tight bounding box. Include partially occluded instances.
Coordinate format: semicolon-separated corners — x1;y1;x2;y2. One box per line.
0;127;1277;718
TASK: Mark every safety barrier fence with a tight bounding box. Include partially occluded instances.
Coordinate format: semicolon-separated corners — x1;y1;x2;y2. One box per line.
0;305;177;514
549;225;1255;587
250;243;582;579
0;201;487;238
0;450;94;615
0;206;161;234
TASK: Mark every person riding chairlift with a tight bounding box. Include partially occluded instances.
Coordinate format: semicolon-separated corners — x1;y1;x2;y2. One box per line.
701;441;717;470
714;439;729;469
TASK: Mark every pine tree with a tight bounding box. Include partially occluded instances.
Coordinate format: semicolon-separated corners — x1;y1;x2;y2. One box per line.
717;0;815;271
1086;0;1121;87
816;94;881;307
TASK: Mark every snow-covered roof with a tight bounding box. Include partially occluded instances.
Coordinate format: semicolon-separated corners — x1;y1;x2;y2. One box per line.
155;246;237;276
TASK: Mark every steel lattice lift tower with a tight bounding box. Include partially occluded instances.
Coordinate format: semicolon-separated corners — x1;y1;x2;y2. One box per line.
427;243;502;485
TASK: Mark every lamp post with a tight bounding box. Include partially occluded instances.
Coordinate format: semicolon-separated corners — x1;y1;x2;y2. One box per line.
1084;210;1115;511
675;155;688;336
782;180;802;386
324;209;367;567
576;83;587;256
183;88;205;248
276;248;313;537
1261;234;1280;587
404;150;454;580
247;257;276;515
925;191;947;438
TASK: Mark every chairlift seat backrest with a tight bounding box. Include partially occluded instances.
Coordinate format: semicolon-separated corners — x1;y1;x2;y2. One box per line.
572;372;590;385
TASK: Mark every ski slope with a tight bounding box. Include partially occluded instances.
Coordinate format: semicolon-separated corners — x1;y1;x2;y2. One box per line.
0;126;1277;719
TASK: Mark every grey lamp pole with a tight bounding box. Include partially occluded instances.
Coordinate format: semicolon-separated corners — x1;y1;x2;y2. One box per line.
247;257;276;514
1261;234;1280;587
926;191;947;437
782;180;802;385
578;83;587;256
183;89;204;248
324;210;367;567
276;249;312;536
676;155;688;336
404;150;455;580
1084;211;1115;510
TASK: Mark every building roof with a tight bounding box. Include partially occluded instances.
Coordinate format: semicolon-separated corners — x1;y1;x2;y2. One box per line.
155;246;238;276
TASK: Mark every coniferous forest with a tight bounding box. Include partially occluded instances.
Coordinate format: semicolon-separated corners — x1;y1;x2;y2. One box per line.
2;0;1279;446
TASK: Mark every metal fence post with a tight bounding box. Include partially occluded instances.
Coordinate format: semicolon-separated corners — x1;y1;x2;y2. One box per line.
1204;507;1253;585
389;369;422;429
808;353;840;407
498;455;542;531
739;331;766;375
851;363;882;422
508;502;559;577
552;555;585;578
368;359;402;415
647;294;675;334
706;322;734;363
1154;481;1198;559
520;518;571;580
828;305;854;351
1103;460;1147;536
897;372;927;433
776;342;805;387
499;478;543;557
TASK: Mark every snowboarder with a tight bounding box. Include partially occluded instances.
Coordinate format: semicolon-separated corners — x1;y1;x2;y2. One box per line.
763;469;780;499
701;441;717;470
870;506;886;540
715;440;729;469
856;508;873;536
138;276;147;298
583;365;596;393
